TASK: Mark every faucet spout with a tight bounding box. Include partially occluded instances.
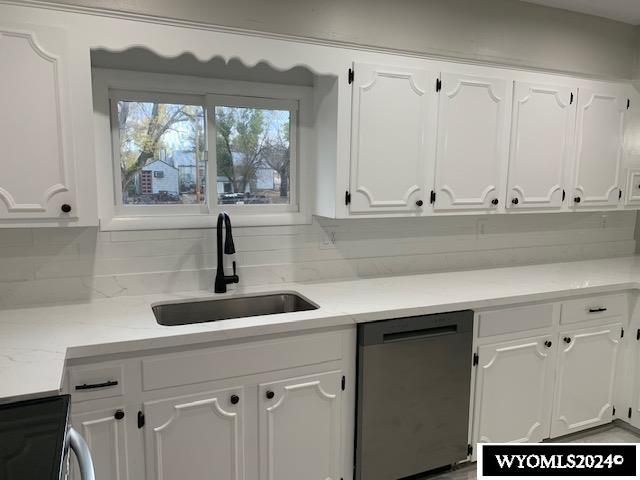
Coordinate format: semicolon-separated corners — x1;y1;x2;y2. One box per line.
214;212;239;293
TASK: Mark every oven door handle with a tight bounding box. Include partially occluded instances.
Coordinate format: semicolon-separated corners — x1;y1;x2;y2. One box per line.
67;427;95;480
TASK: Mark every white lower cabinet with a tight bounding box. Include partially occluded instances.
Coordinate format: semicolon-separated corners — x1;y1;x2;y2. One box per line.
473;298;627;449
67;328;354;480
473;335;554;443
143;387;245;480
259;371;342;480
70;406;131;480
550;324;622;437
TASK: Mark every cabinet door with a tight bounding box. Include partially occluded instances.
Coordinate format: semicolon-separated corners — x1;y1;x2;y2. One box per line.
572;87;626;208
550;324;621;437
70;406;130;480
259;371;342;480
0;25;76;220
507;82;575;209
349;62;437;214
473;335;554;444
434;73;509;211
144;388;244;480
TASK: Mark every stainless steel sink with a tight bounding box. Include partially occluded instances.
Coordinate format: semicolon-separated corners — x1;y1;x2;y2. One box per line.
152;292;319;326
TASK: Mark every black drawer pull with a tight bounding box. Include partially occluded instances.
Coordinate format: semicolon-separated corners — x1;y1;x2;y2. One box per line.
588;307;608;313
75;380;118;390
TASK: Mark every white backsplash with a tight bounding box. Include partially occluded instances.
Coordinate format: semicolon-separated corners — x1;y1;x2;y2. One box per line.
0;212;636;308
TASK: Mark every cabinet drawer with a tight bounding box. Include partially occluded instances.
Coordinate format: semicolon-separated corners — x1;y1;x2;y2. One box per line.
68;364;124;402
142;331;343;391
478;303;555;338
561;293;628;325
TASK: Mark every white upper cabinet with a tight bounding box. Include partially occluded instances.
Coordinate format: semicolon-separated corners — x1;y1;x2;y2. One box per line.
349;62;437;214
433;73;509;211
507;82;576;210
0;25;77;221
571;86;627;208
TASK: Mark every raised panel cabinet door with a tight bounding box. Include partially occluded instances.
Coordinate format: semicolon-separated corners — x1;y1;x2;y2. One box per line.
572;87;626;207
143;388;244;480
550;324;621;438
0;25;76;220
259;370;342;480
349;62;437;214
70;407;129;480
473;336;554;445
507;82;576;209
434;73;509;211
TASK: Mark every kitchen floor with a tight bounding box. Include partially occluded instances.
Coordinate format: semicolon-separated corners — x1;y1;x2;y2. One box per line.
426;424;640;480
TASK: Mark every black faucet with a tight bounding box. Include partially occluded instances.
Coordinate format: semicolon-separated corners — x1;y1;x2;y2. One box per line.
214;212;239;293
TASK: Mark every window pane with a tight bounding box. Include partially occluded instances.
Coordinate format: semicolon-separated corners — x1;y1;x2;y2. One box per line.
115;100;206;205
215;105;291;205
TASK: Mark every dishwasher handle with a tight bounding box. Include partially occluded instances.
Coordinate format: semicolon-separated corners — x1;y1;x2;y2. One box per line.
383;324;457;343
67;427;95;480
358;310;473;346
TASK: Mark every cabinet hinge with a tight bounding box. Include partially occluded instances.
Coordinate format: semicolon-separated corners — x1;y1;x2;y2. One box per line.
430;190;436;204
473;353;479;366
613;406;616;416
621;327;625;338
436;78;442;92
341;375;346;391
562;189;566;202
345;191;351;205
137;410;145;429
570;92;574;105
467;444;473;456
628;99;631;110
348;68;354;85
629;407;633;419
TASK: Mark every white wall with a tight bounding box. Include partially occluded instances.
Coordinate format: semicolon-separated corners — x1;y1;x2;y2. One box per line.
38;0;638;79
0;212;635;308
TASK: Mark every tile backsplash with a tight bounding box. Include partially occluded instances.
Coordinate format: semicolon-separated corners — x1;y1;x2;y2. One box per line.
0;212;636;308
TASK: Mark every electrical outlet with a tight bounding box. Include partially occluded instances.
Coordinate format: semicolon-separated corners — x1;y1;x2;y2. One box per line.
601;214;608;229
476;218;488;235
320;229;337;249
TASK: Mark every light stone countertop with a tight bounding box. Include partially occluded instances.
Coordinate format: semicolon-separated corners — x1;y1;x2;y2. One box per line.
2;255;640;403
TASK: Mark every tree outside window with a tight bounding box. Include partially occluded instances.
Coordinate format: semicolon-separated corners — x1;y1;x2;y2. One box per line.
116;100;206;205
215;106;291;205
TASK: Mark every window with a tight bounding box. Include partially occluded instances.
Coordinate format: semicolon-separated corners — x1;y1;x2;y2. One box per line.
95;68;311;229
111;93;206;208
212;96;297;212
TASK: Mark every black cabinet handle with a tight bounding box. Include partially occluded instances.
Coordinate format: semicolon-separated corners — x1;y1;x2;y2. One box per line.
511;198;519;205
230;394;240;405
544;340;552;348
75;380;118;390
563;337;572;344
114;410;125;420
491;198;499;206
574;197;581;204
416;200;424;207
266;390;275;400
589;307;607;313
61;204;72;213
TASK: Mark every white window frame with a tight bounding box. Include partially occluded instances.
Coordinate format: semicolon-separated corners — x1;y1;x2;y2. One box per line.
93;68;313;230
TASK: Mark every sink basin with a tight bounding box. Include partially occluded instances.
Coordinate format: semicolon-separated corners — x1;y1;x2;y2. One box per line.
152;292;319;326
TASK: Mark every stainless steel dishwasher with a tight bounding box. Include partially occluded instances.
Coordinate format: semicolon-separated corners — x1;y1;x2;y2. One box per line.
355;310;474;480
